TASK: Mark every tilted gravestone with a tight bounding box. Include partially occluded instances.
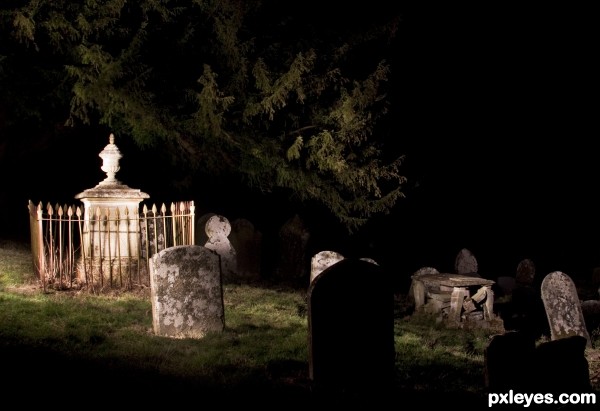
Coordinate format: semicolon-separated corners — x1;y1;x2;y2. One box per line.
149;245;224;339
308;258;395;399
541;271;591;348
454;248;479;276
309;250;345;283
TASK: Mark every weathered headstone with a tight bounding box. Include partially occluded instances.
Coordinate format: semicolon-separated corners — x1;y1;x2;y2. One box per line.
454;248;479;276
309;250;345;283
308;258;395;398
149;245;224;339
229;218;262;282
541;271;591;348
515;258;536;286
203;215;237;283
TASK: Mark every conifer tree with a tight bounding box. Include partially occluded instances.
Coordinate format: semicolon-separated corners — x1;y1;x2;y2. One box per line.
1;0;406;232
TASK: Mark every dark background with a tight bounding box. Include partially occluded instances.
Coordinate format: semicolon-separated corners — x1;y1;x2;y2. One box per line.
2;3;598;289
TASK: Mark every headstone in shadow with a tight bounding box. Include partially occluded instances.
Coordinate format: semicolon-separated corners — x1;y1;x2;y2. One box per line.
541;271;591;348
485;332;591;395
229;218;262;282
515;258;536;286
533;335;591;393
149;245;224;339
308;258;395;400
274;214;310;284
454;248;479;276
484;330;536;392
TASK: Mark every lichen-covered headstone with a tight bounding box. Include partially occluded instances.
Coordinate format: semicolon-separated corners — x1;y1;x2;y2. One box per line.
541;271;591;348
309;250;345;283
149;245;224;339
454;248;479;276
308;258;395;399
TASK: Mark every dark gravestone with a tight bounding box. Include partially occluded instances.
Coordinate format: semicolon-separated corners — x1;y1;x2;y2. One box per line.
308;258;395;400
484;331;536;392
533;335;591;393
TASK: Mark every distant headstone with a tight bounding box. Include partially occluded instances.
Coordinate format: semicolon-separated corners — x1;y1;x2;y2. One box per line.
308;258;395;398
229;218;262;282
204;215;237;283
149;245;224;339
541;271;591;348
515;258;536;286
310;250;345;283
454;248;478;276
274;214;310;283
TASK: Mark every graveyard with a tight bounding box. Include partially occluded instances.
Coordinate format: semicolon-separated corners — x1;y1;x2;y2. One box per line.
0;239;598;408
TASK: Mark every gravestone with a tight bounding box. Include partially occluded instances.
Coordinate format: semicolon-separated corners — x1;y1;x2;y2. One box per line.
541;271;591;348
485;332;591;394
484;331;536;392
274;214;310;283
229;218;262;282
309;250;345;283
515;258;536;286
149;245;224;339
203;215;237;283
308;258;395;399
533;335;591;393
454;248;479;276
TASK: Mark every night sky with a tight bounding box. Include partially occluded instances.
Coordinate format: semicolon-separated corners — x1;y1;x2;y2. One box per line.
1;3;598;287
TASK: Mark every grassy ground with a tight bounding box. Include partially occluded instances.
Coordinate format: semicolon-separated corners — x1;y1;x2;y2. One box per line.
1;239;598;408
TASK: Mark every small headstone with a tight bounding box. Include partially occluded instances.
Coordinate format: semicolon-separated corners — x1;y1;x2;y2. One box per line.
515;258;536;286
540;271;591;348
204;215;237;283
454;248;478;276
310;250;345;283
308;258;395;398
229;218;262;282
149;245;224;339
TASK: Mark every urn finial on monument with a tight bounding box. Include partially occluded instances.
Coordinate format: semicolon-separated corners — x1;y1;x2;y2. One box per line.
98;133;123;186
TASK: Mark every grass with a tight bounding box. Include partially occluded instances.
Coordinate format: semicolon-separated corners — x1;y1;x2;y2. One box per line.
1;239;598;408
